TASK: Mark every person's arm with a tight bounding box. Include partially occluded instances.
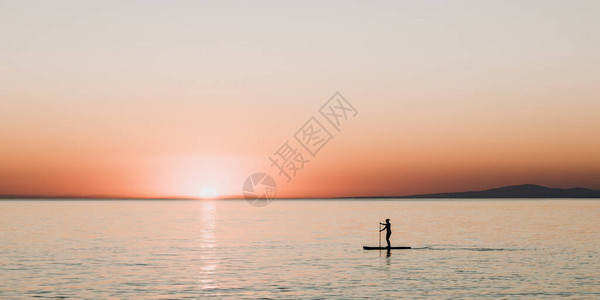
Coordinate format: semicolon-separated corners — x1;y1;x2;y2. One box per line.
380;224;387;231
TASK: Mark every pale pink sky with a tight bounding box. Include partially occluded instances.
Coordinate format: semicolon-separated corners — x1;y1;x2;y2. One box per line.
1;1;599;198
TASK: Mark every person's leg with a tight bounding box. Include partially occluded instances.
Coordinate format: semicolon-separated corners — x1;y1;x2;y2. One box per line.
386;233;391;248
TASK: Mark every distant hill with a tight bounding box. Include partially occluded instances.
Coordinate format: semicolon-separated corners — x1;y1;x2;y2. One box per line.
403;184;600;198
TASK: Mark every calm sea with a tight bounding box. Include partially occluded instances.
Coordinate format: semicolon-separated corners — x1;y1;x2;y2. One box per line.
1;199;599;299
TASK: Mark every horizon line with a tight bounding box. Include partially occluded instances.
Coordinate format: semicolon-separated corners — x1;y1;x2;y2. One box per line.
1;183;599;200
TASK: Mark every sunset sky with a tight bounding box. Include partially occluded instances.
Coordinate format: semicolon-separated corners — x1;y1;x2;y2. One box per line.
2;1;599;198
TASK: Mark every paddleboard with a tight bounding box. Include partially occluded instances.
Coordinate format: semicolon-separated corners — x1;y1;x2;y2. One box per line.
363;246;411;250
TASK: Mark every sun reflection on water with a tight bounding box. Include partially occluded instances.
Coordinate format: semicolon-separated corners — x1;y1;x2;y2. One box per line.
198;201;219;291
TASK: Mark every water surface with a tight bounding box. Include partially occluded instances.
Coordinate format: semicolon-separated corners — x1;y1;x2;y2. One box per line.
1;199;599;298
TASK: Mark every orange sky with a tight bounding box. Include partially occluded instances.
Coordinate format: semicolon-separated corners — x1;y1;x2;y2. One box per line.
1;1;599;198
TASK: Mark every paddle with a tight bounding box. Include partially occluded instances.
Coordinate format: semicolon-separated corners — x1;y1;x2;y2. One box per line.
379;222;381;248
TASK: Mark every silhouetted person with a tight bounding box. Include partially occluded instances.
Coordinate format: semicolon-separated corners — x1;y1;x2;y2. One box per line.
380;218;392;248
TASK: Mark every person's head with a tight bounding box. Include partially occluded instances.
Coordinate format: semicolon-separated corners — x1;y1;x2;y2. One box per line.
386;218;390;223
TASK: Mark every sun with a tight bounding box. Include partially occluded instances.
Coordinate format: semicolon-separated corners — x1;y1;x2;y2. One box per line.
199;187;218;199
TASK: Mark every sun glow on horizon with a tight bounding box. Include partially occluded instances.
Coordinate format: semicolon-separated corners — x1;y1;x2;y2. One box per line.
199;187;218;199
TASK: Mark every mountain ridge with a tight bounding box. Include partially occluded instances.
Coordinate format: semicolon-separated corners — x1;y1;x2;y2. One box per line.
401;184;600;198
